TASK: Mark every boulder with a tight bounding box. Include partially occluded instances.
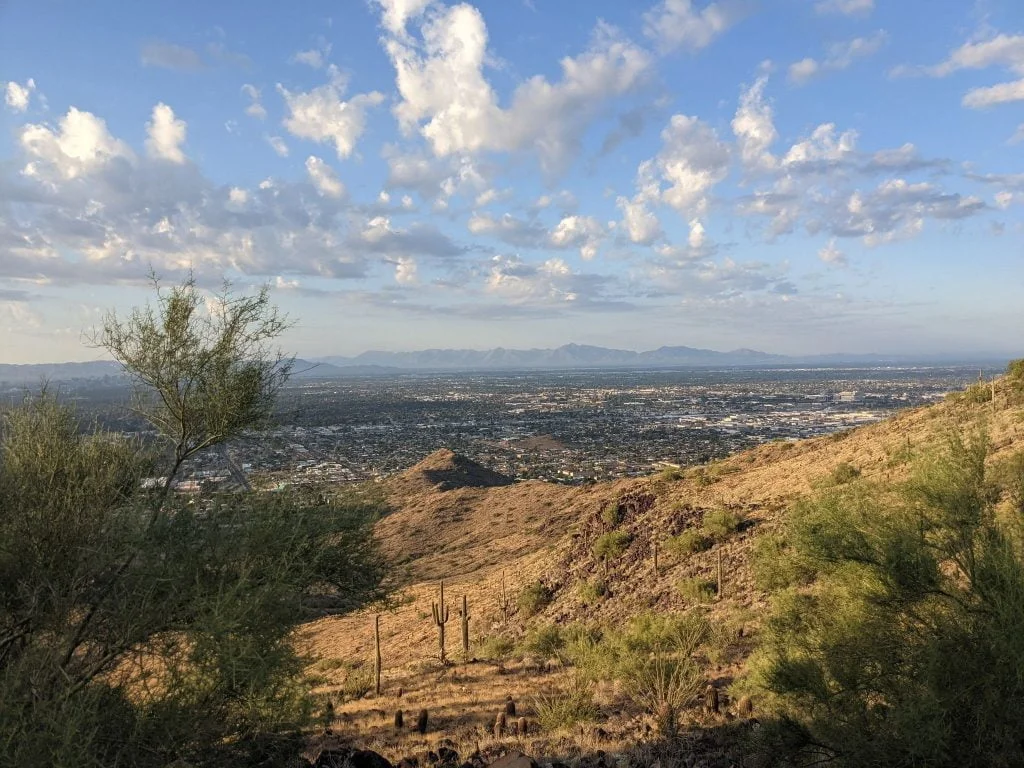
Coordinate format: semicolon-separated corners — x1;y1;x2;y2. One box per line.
486;753;538;768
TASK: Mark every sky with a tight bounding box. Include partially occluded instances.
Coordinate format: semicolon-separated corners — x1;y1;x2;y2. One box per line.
0;0;1023;363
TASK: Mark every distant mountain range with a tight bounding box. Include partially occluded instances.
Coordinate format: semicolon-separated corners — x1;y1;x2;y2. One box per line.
0;344;1008;384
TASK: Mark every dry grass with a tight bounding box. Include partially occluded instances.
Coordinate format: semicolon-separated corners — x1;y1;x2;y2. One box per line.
298;383;1024;762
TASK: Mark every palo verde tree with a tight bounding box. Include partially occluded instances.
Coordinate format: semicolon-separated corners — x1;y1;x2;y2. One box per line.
0;275;388;768
750;424;1024;768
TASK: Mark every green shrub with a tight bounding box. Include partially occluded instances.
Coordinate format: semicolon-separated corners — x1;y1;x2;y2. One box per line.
340;665;374;701
677;577;716;604
578;578;609;605
601;500;623;527
827;461;861;486
660;466;685;481
517;580;553;616
701;508;743;541
593;530;632;560
665;529;711;557
522;624;567;662
751;427;1024;767
750;533;806;591
478;634;515;661
532;676;599;732
962;381;994;403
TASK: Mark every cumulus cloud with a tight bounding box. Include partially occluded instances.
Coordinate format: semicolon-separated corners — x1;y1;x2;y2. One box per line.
378;2;650;172
394;256;418;284
732;74;778;172
963;79;1024;108
145;103;187;163
5;78;36;112
814;0;873;16
305;155;345;197
20;107;133;182
292;41;332;69
242;84;267;119
550;215;605;260
789;31;888;85
277;68;385;159
642;0;742;54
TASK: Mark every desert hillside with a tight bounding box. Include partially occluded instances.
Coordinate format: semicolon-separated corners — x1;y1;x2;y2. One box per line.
300;380;1023;764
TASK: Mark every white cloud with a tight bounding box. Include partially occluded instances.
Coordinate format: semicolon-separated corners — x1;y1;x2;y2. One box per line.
140;41;205;72
394;256;418;284
788;58;820;84
688;218;706;249
962;78;1024;108
818;238;847;266
618;195;663;245
145;103;187;163
926;34;1024;78
242;84;267;119
789;31;887;85
379;3;650;171
657;114;731;214
20;107;133;181
292;42;331;69
277;69;385;159
814;0;873;16
5;78;36;112
227;187;248;207
374;0;435;36
732;74;778;172
305;155;345;198
642;0;740;54
266;135;289;157
550;215;605;260
783;123;858;166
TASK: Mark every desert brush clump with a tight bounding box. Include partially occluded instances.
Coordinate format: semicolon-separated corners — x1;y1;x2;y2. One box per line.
521;624;567;664
478;634;515;661
517;580;553;617
700;508;743;541
578;577;609;605
532;676;599;733
665;529;712;557
601;499;624;527
749;425;1024;767
593;530;633;561
677;577;717;604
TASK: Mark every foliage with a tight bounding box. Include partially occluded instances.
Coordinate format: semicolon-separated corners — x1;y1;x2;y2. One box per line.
601;500;623;527
478;634;515;662
825;461;861;486
665;529;711;557
593;530;632;560
677;577;716;604
92;273;294;481
659;465;685;481
566;613;709;728
752;426;1024;767
701;508;743;541
578;578;609;605
339;664;374;701
521;624;567;663
517;581;553;617
0;277;388;768
532;676;599;732
751;534;806;591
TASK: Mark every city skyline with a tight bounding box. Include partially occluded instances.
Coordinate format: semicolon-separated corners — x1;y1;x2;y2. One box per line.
2;0;1023;363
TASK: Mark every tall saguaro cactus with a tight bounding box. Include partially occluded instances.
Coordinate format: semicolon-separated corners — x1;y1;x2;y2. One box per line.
460;593;470;657
373;614;382;695
432;580;450;663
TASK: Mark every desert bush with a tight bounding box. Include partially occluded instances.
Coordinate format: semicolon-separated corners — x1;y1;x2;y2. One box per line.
340;665;374;701
601;500;623;527
593;530;632;560
750;534;807;591
962;381;994;404
701;508;743;541
660;466;685;481
665;529;711;557
677;577;716;604
826;461;861;486
578;578;609;605
478;634;515;661
0;277;389;768
532;676;599;732
751;426;1024;767
522;624;566;663
517;581;553;617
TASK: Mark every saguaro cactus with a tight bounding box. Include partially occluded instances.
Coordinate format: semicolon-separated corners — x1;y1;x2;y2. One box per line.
373;614;382;695
494;711;506;738
432;580;450;663
460;594;470;657
416;708;428;734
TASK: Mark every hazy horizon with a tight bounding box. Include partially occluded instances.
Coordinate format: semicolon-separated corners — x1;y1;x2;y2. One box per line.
2;1;1023;364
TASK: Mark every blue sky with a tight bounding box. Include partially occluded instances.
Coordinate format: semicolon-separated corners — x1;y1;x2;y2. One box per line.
0;0;1022;363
